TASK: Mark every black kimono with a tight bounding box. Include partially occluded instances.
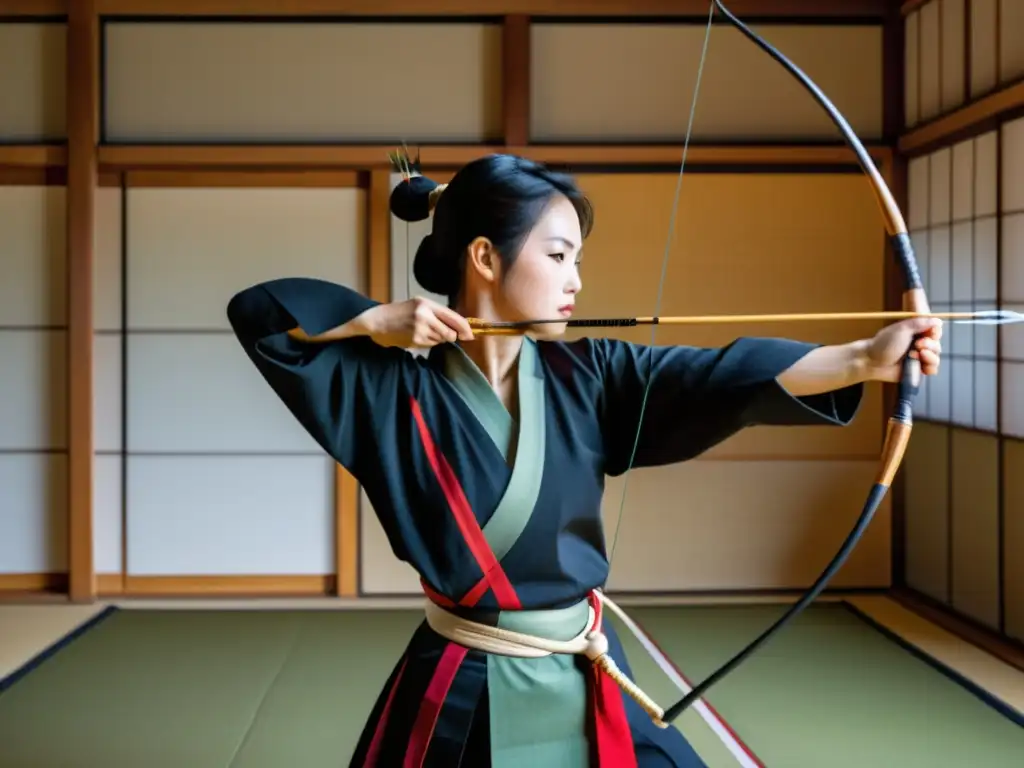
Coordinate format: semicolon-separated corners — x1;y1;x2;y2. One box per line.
226;277;863;768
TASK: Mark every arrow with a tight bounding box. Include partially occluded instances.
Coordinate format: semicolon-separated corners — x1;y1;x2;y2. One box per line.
466;309;1022;334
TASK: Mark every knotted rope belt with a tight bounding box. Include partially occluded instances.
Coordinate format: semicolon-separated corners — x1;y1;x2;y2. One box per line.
423;590;669;728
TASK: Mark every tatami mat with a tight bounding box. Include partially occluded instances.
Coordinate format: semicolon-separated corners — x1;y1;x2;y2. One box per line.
1;599;1022;767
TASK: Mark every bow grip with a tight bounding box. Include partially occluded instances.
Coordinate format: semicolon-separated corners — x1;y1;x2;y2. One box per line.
889;233;930;426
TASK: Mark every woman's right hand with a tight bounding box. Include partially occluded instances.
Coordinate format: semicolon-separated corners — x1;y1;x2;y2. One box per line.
360;297;475;349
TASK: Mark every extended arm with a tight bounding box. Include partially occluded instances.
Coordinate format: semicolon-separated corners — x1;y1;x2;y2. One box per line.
595;336;865;475
777;315;943;396
775;339;872;397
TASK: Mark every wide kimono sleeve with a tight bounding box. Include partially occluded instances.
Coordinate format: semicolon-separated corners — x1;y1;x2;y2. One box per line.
226;276;410;475
593;336;865;475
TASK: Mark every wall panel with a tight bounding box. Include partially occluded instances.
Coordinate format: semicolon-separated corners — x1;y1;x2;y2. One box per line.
121;182;366;578
1003;118;1024;439
530;23;882;142
1004;117;1024;213
93;334;122;453
0;186;67;327
908;132;1003;429
602;460;889;592
900;102;1024;652
903;422;950;601
93;186;123;334
0;330;67;452
949;429;1000;628
0;21;66;142
904;10;920;127
127;334;330;454
363;169;890;594
93;185;123;575
908;155;930;224
93;454;122;575
970;0;999;98
124;186;365;330
126;455;334;575
0;454;68;574
917;1;942;124
1000;0;1024;85
901;0;1022;130
974;131;999;217
939;0;965;113
103;21;502;143
0;184;67;578
360;488;418;594
974;132;1001;433
1005;438;1024;642
1002;360;1024;438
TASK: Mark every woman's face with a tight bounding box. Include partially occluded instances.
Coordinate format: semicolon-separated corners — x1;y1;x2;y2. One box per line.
492;194;584;336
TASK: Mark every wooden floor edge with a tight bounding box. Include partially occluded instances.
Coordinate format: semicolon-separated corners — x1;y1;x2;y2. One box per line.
99;574;336;596
887;587;1024;674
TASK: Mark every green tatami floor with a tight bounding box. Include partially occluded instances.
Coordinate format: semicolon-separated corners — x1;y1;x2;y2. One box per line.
0;603;1021;767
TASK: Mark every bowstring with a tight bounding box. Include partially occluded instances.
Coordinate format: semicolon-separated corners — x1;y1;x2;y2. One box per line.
388;144;415;303
404;150;413;302
606;3;717;567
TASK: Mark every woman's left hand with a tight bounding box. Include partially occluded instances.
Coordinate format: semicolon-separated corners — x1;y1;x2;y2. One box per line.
865;316;943;382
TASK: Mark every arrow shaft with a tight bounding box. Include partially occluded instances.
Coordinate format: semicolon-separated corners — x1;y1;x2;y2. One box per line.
468;310;983;334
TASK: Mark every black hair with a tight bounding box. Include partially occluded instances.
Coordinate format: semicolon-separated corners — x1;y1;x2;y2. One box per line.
389;153;594;305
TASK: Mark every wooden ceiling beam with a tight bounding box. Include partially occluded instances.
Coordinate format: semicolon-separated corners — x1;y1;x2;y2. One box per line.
96;143;892;171
1;0;888;19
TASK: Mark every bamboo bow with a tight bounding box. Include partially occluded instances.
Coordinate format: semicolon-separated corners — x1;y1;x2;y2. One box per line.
602;0;950;726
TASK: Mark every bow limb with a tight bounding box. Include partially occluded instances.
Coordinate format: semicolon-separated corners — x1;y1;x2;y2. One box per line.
653;1;931;723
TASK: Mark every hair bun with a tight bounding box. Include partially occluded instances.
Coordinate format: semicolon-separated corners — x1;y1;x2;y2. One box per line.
412;234;456;296
390;175;441;222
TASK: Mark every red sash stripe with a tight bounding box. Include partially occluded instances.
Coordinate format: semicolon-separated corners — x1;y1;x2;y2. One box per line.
409;396;521;610
362;658;408;767
409;397;635;765
403;643;470;768
586;592;639;767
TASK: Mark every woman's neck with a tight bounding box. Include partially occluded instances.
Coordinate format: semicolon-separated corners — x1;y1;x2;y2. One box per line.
455;298;524;388
458;334;524;388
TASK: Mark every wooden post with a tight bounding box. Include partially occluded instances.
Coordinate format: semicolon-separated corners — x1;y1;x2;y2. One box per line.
502;14;531;148
66;0;99;602
335;169;392;597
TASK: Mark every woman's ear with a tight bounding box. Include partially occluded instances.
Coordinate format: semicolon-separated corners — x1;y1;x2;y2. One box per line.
465;236;499;285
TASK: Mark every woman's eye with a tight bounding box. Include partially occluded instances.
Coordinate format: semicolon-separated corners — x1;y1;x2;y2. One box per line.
550;252;565;262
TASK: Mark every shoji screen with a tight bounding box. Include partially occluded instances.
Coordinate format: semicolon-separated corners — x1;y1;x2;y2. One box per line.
903;114;1024;643
905;0;1024;130
0;20;67;587
105;176;365;586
